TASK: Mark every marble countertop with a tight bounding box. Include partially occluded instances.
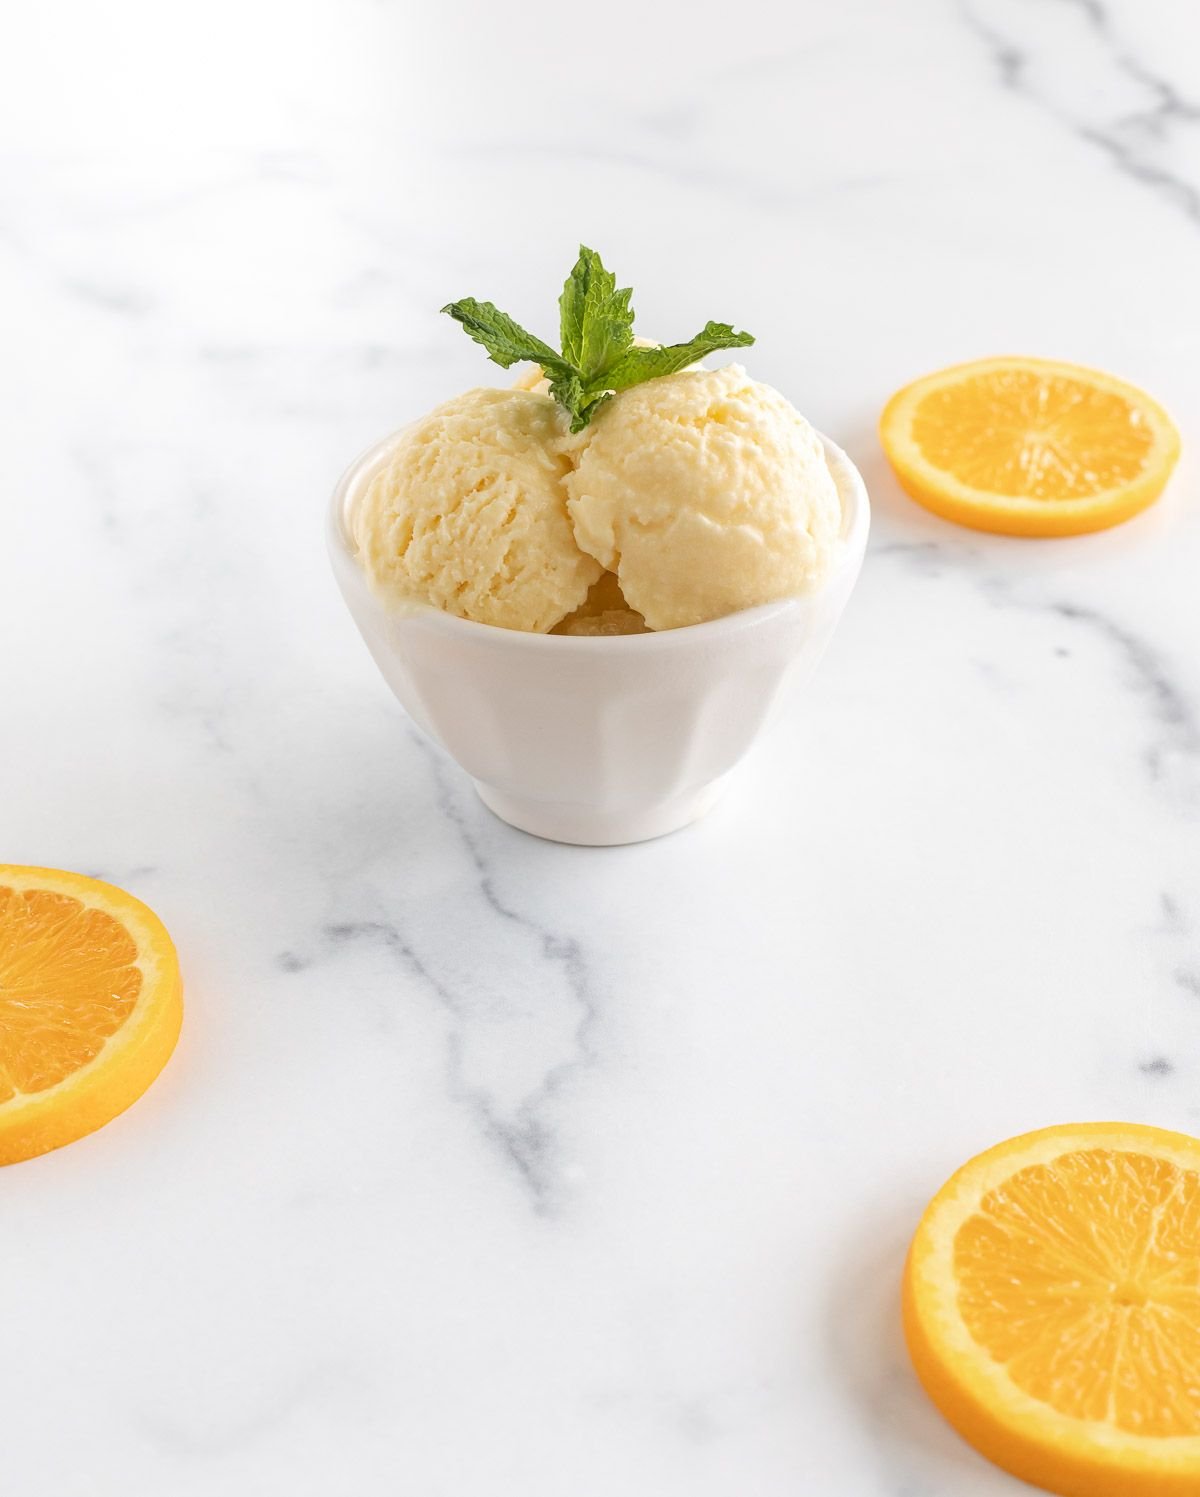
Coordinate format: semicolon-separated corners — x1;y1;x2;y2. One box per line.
4;0;1198;1491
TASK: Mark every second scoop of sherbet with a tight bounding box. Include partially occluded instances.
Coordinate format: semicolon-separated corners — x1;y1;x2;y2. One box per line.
563;365;842;631
353;387;601;632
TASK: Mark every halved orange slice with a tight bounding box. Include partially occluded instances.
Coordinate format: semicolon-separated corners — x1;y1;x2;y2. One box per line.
904;1122;1200;1496
0;866;182;1164
880;357;1181;536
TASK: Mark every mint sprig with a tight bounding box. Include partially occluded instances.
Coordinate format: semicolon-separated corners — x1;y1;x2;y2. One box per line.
441;246;754;432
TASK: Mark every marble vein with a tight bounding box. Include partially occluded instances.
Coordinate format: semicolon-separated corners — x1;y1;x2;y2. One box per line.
1045;600;1200;802
882;536;1200;809
137;1360;367;1461
417;733;601;1211
1176;968;1200;998
316;730;600;1214
963;0;1200;225
1159;891;1188;933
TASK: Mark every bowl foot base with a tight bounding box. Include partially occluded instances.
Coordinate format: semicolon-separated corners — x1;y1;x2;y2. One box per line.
473;776;729;847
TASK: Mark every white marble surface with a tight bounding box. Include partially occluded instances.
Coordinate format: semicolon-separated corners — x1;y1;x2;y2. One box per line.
3;0;1199;1491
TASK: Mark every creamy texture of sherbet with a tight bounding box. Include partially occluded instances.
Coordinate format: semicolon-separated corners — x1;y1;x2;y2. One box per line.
562;365;841;631
353;387;601;632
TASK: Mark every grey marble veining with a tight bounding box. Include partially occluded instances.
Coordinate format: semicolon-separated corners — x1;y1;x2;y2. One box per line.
965;0;1200;223
277;723;604;1212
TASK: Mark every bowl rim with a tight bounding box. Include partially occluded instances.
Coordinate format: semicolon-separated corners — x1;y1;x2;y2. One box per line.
327;422;870;653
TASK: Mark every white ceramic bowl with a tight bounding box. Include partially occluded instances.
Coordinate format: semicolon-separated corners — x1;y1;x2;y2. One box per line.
328;431;869;845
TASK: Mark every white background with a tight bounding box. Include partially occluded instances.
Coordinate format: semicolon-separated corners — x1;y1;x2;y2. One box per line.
3;1;1198;1492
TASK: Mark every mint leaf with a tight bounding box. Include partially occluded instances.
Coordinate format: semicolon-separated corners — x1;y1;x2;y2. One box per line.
547;368;585;425
602;321;755;392
441;257;754;431
547;368;612;433
573;394;612;432
440;298;567;372
558;246;634;379
558;251;591;368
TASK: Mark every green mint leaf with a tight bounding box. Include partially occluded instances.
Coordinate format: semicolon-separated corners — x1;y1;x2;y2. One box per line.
602;321;754;392
547;368;585;424
571;392;612;433
548;366;613;433
441;297;567;372
558;253;589;368
558;246;634;379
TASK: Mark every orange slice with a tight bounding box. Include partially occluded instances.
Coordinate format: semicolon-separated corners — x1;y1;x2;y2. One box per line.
0;866;182;1164
904;1122;1200;1496
880;357;1181;536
